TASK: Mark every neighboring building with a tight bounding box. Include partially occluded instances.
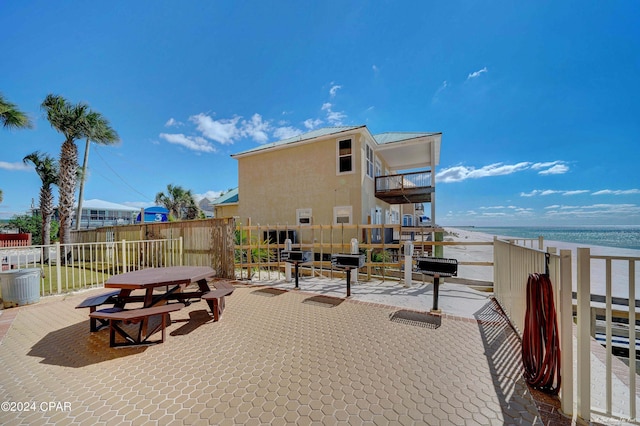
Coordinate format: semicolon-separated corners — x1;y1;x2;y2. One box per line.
72;199;139;229
211;188;239;219
198;198;214;218
227;125;440;231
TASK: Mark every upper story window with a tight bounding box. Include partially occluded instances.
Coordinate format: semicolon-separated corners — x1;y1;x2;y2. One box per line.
337;139;353;174
375;160;382;177
366;144;374;178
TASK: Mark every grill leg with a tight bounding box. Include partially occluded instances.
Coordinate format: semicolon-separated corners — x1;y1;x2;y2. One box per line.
294;263;300;289
431;275;441;313
346;268;351;297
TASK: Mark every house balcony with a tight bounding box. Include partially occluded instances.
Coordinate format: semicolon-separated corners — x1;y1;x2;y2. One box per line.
375;171;434;204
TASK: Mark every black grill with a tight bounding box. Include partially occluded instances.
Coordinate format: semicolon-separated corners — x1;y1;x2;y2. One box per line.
331;253;365;269
281;250;312;263
415;256;458;313
416;257;458;277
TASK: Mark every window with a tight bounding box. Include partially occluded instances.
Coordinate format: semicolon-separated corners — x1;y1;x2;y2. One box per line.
375;160;382;177
333;206;352;225
366;144;374;178
337;139;353;173
296;208;312;226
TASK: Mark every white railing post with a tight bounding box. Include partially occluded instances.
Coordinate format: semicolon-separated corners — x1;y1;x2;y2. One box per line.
577;247;591;422
629;259;636;421
121;240;127;273
559;249;574;416
55;242;62;294
404;241;413;287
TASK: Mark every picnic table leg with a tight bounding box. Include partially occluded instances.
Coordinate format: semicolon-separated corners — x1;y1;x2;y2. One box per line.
196;278;215;313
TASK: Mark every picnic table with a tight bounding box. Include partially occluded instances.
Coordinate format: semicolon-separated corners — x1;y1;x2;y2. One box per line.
78;266;234;347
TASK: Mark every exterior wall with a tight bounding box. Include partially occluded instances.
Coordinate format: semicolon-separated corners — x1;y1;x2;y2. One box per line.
237;132;369;226
214;203;239;219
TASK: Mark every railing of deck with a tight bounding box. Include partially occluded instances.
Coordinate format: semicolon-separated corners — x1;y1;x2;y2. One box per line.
576;248;640;422
0;238;182;296
375;170;432;193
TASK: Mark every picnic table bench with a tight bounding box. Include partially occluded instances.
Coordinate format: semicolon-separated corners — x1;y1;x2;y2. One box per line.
90;304;183;347
76;290;122;331
202;287;234;321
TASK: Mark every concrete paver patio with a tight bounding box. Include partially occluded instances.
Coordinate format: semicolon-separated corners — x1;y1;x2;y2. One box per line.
0;280;568;425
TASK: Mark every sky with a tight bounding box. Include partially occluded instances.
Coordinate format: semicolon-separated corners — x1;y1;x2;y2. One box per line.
1;1;639;226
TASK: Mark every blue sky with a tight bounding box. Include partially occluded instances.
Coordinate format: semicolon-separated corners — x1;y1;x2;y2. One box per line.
1;1;639;226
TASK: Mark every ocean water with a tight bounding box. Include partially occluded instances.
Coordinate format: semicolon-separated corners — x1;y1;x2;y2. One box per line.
466;226;640;251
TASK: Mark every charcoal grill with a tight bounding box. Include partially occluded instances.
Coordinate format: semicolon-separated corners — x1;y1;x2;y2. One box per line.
281;250;312;289
331;253;366;297
415;257;458;313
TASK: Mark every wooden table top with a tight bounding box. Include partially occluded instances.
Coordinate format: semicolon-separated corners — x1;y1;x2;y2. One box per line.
105;266;216;289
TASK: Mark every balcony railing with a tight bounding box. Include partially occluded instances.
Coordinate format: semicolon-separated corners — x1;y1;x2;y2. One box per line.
375;170;433;204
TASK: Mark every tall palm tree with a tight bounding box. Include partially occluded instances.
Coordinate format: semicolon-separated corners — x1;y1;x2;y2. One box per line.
155;184;200;221
0;93;33;131
1;94;33;202
75;111;120;230
41;94;118;244
23;152;58;257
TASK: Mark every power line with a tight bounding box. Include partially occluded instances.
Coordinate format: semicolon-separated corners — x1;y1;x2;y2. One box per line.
92;145;153;201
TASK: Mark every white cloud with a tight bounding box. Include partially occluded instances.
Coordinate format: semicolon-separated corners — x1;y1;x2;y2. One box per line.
592;189;640;195
164;118;181;127
530;161;569;175
372;65;379;73
432;81;448;103
467;67;488;79
520;189;588;197
544;203;640;219
159;133;216;153
189;113;241;145
563;190;589;196
194;190;223;203
321;102;346;126
329;84;342;98
0;161;31;171
273;126;303;140
240;113;270;143
304;118;323;129
436;162;530;183
539;164;569;175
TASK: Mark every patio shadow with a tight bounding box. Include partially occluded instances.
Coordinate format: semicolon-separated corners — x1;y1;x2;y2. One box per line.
27;321;145;367
170;309;211;336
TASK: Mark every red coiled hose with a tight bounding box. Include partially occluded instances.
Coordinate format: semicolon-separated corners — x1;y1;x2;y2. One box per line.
522;273;561;395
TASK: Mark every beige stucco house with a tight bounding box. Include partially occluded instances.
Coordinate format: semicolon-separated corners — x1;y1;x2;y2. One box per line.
213;125;441;231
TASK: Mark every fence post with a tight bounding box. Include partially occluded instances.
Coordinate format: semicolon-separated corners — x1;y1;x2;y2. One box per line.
55;242;62;294
559;249;573;416
404;241;413;287
577;247;591;422
179;236;183;266
121;240;128;273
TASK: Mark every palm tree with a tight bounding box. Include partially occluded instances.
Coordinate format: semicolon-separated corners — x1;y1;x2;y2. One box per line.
23;152;58;258
155;184;200;221
75;111;120;230
41;94;118;244
0;93;33;131
1;94;33;202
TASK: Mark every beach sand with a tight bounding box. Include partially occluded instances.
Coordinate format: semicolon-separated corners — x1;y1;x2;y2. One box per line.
444;226;640;299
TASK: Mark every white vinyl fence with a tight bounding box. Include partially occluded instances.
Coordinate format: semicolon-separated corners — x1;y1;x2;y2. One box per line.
0;238;182;296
